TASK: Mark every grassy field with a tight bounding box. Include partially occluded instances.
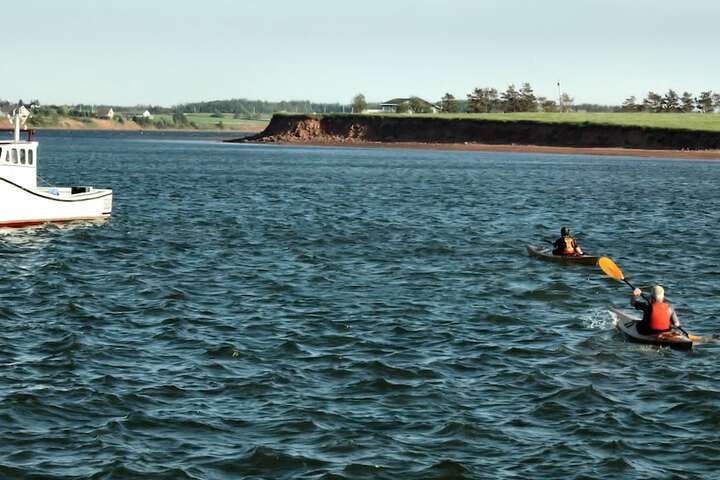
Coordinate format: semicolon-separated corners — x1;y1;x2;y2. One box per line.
153;113;270;130
296;112;720;132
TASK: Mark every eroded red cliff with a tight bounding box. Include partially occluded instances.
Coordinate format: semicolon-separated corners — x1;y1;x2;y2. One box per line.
229;114;720;151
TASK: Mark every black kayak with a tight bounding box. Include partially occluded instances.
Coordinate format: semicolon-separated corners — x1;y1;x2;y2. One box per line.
526;245;600;266
610;308;693;350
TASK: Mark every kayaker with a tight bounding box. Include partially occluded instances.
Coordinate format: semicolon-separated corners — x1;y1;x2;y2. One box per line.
552;227;584;256
631;285;681;335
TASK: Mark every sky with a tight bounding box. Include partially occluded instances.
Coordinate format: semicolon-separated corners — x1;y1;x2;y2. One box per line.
3;0;720;106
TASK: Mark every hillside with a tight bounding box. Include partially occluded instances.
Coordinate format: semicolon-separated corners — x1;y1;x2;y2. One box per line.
25;113;269;132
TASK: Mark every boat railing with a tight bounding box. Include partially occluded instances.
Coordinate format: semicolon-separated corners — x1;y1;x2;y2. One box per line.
0;128;36;142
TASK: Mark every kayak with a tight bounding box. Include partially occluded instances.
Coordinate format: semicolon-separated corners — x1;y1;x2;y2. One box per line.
609;308;693;350
526;245;600;266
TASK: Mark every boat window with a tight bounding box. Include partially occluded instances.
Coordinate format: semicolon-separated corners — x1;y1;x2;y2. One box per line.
28;149;34;165
20;149;26;165
11;149;18;164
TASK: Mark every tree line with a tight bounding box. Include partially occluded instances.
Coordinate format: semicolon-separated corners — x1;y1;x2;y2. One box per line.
436;83;574;114
439;86;720;114
175;98;350;116
622;90;720;113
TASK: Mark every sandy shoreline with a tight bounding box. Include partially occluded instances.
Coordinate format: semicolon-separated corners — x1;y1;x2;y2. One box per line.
236;139;720;160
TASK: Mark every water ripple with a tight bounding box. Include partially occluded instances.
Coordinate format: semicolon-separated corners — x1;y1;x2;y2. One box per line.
0;131;718;478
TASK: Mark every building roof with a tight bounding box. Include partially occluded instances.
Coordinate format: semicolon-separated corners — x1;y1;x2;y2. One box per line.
381;98;411;106
380;97;437;108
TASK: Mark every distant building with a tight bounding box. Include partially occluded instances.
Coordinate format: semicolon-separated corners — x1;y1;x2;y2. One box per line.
95;107;114;119
0;105;30;125
380;97;439;114
117;110;152;121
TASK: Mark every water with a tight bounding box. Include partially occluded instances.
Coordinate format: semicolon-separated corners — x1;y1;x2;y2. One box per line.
1;130;719;479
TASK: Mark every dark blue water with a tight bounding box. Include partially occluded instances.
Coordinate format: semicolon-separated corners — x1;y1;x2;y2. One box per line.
1;130;719;479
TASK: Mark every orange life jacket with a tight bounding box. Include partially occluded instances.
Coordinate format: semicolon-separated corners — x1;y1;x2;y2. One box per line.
560;237;575;255
649;303;671;331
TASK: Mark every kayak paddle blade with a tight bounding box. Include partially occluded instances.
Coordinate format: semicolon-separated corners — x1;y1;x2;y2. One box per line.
598;256;625;282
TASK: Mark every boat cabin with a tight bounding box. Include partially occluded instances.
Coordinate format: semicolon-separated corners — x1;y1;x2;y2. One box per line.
0;124;39;191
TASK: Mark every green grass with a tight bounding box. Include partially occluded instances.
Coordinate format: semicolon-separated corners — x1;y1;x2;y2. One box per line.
287;112;720;133
152;113;270;130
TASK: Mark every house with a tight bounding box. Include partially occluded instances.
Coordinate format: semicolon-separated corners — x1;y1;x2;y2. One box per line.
0;105;29;116
379;97;439;114
95;107;114;119
116;111;153;122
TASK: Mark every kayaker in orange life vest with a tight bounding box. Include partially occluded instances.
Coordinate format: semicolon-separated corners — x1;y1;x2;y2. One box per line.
552;227;584;256
631;285;681;335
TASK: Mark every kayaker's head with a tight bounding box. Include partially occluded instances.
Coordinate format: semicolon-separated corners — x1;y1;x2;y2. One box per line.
561;227;570;236
652;285;665;303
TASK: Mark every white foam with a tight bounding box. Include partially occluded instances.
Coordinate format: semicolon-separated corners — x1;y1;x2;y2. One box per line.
581;307;614;330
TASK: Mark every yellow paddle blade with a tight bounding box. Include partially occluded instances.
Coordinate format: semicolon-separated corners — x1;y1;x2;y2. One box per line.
598;256;625;282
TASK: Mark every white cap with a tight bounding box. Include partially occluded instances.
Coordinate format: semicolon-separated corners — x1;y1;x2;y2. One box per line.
652;285;665;302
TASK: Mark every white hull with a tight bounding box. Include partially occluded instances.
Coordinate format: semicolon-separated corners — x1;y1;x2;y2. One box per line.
0;177;112;227
0;116;112;228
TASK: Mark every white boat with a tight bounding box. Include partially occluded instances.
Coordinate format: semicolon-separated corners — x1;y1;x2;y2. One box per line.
0;109;112;227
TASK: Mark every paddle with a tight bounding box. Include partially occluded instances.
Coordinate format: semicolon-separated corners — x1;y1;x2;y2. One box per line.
597;257;691;337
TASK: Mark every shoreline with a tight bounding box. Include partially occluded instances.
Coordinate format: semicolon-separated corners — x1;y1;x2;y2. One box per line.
34;126;264;133
236;139;720;160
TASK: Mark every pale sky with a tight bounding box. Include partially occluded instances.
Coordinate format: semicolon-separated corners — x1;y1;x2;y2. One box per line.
3;0;719;106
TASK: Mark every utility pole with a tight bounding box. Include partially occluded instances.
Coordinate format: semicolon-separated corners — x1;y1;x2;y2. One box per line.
557;82;563;112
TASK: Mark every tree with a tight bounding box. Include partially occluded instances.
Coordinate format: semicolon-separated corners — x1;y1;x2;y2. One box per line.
713;93;720;112
467;87;499;113
440;93;458;113
466;92;479;113
680;92;695;113
559;92;574;112
662;89;680;112
172;111;190;126
538;97;558;112
352;94;367;114
697;91;714;113
519;83;537;112
622;96;640;112
643;91;663;112
467;88;499;113
501;84;522;112
396;102;410;114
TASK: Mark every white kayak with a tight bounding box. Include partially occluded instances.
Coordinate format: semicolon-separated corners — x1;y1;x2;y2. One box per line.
609;308;693;350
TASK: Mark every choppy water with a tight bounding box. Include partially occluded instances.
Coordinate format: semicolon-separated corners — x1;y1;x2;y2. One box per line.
1;130;719;479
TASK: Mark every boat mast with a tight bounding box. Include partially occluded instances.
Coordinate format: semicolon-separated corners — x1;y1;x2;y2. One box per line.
13;110;20;142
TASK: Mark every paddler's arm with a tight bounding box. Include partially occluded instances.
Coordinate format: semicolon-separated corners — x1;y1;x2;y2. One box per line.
670;307;680;327
630;288;648;309
574;239;584;255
